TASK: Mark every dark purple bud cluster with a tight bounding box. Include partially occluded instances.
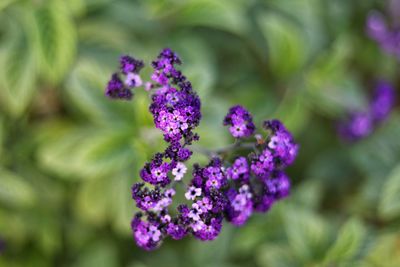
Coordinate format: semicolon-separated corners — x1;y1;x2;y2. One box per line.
105;48;299;251
105;55;144;100
338;81;396;141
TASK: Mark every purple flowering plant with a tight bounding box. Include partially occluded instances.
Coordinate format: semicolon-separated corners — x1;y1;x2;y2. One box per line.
105;48;298;250
366;0;400;58
338;81;396;141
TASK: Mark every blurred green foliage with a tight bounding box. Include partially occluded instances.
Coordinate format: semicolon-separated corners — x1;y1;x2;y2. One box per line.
0;0;399;266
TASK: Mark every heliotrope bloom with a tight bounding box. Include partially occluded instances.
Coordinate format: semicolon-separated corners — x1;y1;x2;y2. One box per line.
105;48;299;250
366;0;400;57
105;55;144;99
223;105;256;138
338;81;396;141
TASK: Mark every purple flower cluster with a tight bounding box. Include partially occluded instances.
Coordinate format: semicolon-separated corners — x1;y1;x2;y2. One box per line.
338;81;396;141
366;0;400;58
247;120;297;212
223;105;256;138
126;48;204;250
105;48;299;251
105;55;144;100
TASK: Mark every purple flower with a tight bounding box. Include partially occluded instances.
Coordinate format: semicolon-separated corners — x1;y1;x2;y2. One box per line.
264;171;291;200
338;80;396;142
125;73;143;87
131;183;162;211
338;112;373;141
105;73;133;100
191;158;228;193
140;157;172;186
225;185;253;226
188;203;203;221
367;11;388;42
196;197;213;212
224;105;256;138
166;222;187;240
226;157;250;182
251;148;274;179
265;120;298;164
131;216;163;251
150;86;201;143
165;141;193;162
192;218;222;241
105;55;145;100
253;171;291;213
370;81;396;122
105;48;299;251
120;55;144;74
366;2;400;58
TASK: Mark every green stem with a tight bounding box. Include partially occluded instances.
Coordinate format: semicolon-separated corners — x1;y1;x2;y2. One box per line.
191;141;256;158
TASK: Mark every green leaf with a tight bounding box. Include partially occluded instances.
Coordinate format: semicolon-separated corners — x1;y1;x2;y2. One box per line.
110;172;137;236
352;113;400;179
258;12;307;79
0;209;30;245
189;225;234;265
75;171;137;235
284;207;331;262
170;36;216;100
265;0;324;54
0;0;16;12
151;0;249;35
66;0;86;18
273;88;310;135
75;176;113;226
305;36;367;117
379;165;400;220
0;169;36;208
365;233;400;267
291;179;324;211
65;59;140;125
323;218;367;264
256;244;298;267
30;0;77;83
73;240;118;267
37;126;135;180
0;19;36;117
0;117;4;158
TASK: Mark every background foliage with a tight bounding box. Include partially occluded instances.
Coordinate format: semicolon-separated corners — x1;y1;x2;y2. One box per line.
0;0;399;266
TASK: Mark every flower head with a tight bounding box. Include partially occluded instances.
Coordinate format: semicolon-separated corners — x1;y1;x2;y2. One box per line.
338;112;373;141
338;80;396;142
225;185;253;226
366;2;400;58
106;48;299;251
131;215;163;251
120;55;144;74
370;81;396;122
224;105;256;138
105;55;145;99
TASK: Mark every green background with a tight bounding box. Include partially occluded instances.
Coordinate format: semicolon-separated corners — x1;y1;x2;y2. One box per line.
0;0;399;266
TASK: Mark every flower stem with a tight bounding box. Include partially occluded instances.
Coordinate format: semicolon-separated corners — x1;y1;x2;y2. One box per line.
191;141;256;158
